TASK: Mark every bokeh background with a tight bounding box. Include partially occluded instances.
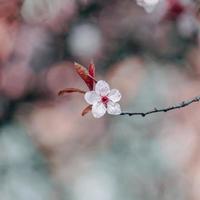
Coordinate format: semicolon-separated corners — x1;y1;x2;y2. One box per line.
0;0;200;199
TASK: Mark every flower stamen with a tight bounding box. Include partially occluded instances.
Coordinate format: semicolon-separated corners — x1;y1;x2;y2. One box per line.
101;96;109;105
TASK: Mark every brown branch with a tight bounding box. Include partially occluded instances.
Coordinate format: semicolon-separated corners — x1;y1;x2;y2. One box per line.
120;95;200;117
58;88;86;96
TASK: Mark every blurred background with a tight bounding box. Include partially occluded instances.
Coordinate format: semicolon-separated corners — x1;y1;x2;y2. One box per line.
0;0;200;199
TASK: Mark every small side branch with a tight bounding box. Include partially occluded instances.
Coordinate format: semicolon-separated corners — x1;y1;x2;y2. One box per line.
58;88;86;96
120;95;200;117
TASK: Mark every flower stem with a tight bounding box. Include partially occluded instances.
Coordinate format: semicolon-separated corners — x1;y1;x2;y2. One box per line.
120;95;200;117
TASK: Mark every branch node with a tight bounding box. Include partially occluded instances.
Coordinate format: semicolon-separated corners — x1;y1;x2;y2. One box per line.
181;101;185;106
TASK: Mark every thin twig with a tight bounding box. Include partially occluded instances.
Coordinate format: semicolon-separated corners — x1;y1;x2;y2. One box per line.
120;95;200;117
58;88;86;96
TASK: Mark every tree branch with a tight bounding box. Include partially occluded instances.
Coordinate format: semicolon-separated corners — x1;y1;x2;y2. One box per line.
120;95;200;117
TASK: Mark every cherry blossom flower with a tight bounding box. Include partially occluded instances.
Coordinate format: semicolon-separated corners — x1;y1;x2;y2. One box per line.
137;0;160;13
58;62;122;118
84;80;121;118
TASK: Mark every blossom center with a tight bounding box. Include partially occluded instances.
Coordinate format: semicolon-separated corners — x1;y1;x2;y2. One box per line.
101;96;109;105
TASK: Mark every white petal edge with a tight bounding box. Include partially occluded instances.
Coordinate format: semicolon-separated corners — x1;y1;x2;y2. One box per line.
84;91;100;105
95;80;110;96
92;102;106;118
144;4;156;13
107;101;121;115
108;89;121;103
136;0;159;13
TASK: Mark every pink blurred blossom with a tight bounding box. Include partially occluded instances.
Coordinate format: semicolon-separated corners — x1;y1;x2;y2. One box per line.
21;0;77;32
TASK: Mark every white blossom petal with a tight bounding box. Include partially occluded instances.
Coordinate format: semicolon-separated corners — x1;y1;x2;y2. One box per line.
95;80;110;96
108;89;121;103
137;0;159;13
84;91;100;105
143;4;156;12
107;101;121;115
92;102;106;118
